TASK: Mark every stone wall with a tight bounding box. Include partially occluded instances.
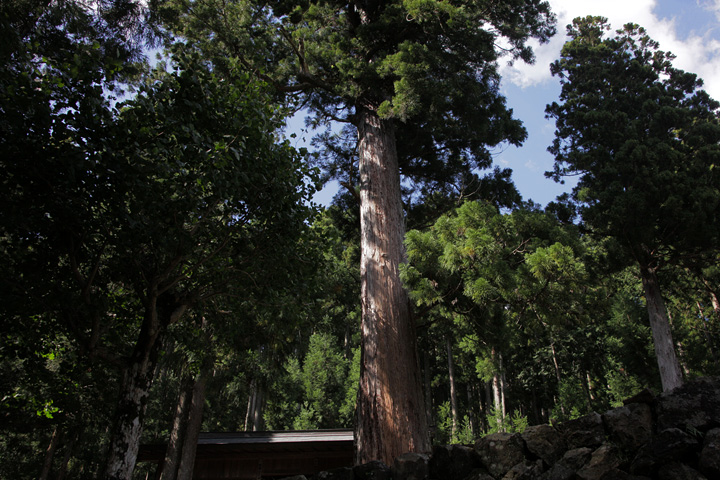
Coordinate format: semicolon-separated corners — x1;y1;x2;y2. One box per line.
282;377;720;480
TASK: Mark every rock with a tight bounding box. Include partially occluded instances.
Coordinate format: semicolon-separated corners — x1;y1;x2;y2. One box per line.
353;460;391;480
597;469;650;480
576;444;621;480
657;462;708;480
449;445;482;479
522;424;567;465
559;447;594;471
474;433;526;479
699;428;720;478
623;388;655;406
603;402;653;451
462;469;494;480
539;464;573;480
501;459;544;479
630;428;701;476
429;445;481;480
656;377;720;432
312;468;353;480
557;412;606;450
428;445;452;479
305;378;720;480
392;452;429;480
540;447;592;480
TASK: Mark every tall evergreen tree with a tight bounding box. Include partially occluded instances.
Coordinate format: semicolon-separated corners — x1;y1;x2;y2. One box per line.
545;17;720;392
160;0;555;463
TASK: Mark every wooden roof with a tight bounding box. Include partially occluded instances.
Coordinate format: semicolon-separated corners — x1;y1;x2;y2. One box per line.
138;429;355;480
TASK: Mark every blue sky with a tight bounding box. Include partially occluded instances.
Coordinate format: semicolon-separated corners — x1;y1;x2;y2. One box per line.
304;0;720;207
497;0;720;207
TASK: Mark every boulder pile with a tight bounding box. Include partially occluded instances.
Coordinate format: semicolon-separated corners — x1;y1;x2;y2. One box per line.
282;377;720;480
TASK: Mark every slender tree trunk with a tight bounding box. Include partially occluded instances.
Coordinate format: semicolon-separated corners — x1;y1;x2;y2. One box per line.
176;354;213;480
710;291;720;317
531;389;541;425
581;372;593;411
466;385;476;437
252;382;265;431
159;376;194;480
491;347;503;431
39;426;61;480
245;379;256;432
355;108;430;465
549;341;566;417
586;372;595;402
640;265;683;392
492;372;503;430
423;348;434;439
56;435;74;480
446;338;459;440
696;301;719;367
484;381;492;432
499;354;507;422
702;278;720;317
344;321;352;360
104;297;187;480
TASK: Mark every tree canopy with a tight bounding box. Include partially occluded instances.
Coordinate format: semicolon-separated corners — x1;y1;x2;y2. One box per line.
1;2;318;476
545;16;720;391
158;0;556;463
3;3;720;479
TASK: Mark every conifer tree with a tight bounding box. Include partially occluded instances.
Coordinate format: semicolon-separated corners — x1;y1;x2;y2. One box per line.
546;17;720;392
160;0;555;463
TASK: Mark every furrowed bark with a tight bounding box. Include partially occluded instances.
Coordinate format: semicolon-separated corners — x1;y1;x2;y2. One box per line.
640;265;683;392
355;108;430;465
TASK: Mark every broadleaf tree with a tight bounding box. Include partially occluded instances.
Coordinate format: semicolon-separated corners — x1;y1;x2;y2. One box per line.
159;0;556;464
545;16;720;392
0;6;318;474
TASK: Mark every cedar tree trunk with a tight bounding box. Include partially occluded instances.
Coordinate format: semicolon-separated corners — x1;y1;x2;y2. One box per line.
446;338;459;440
355;108;430;465
640;264;683;392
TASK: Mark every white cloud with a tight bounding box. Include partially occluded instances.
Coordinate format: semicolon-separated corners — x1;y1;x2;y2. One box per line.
501;0;720;99
524;159;541;172
700;0;720;21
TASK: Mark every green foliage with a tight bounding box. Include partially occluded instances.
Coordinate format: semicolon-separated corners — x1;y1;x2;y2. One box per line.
159;0;556;213
551;378;589;422
298;332;352;428
486;408;528;435
547;15;720;392
265;333;359;431
403;200;590;353
0;1;320;475
546;16;720;267
3;3;719;477
435;402;476;445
